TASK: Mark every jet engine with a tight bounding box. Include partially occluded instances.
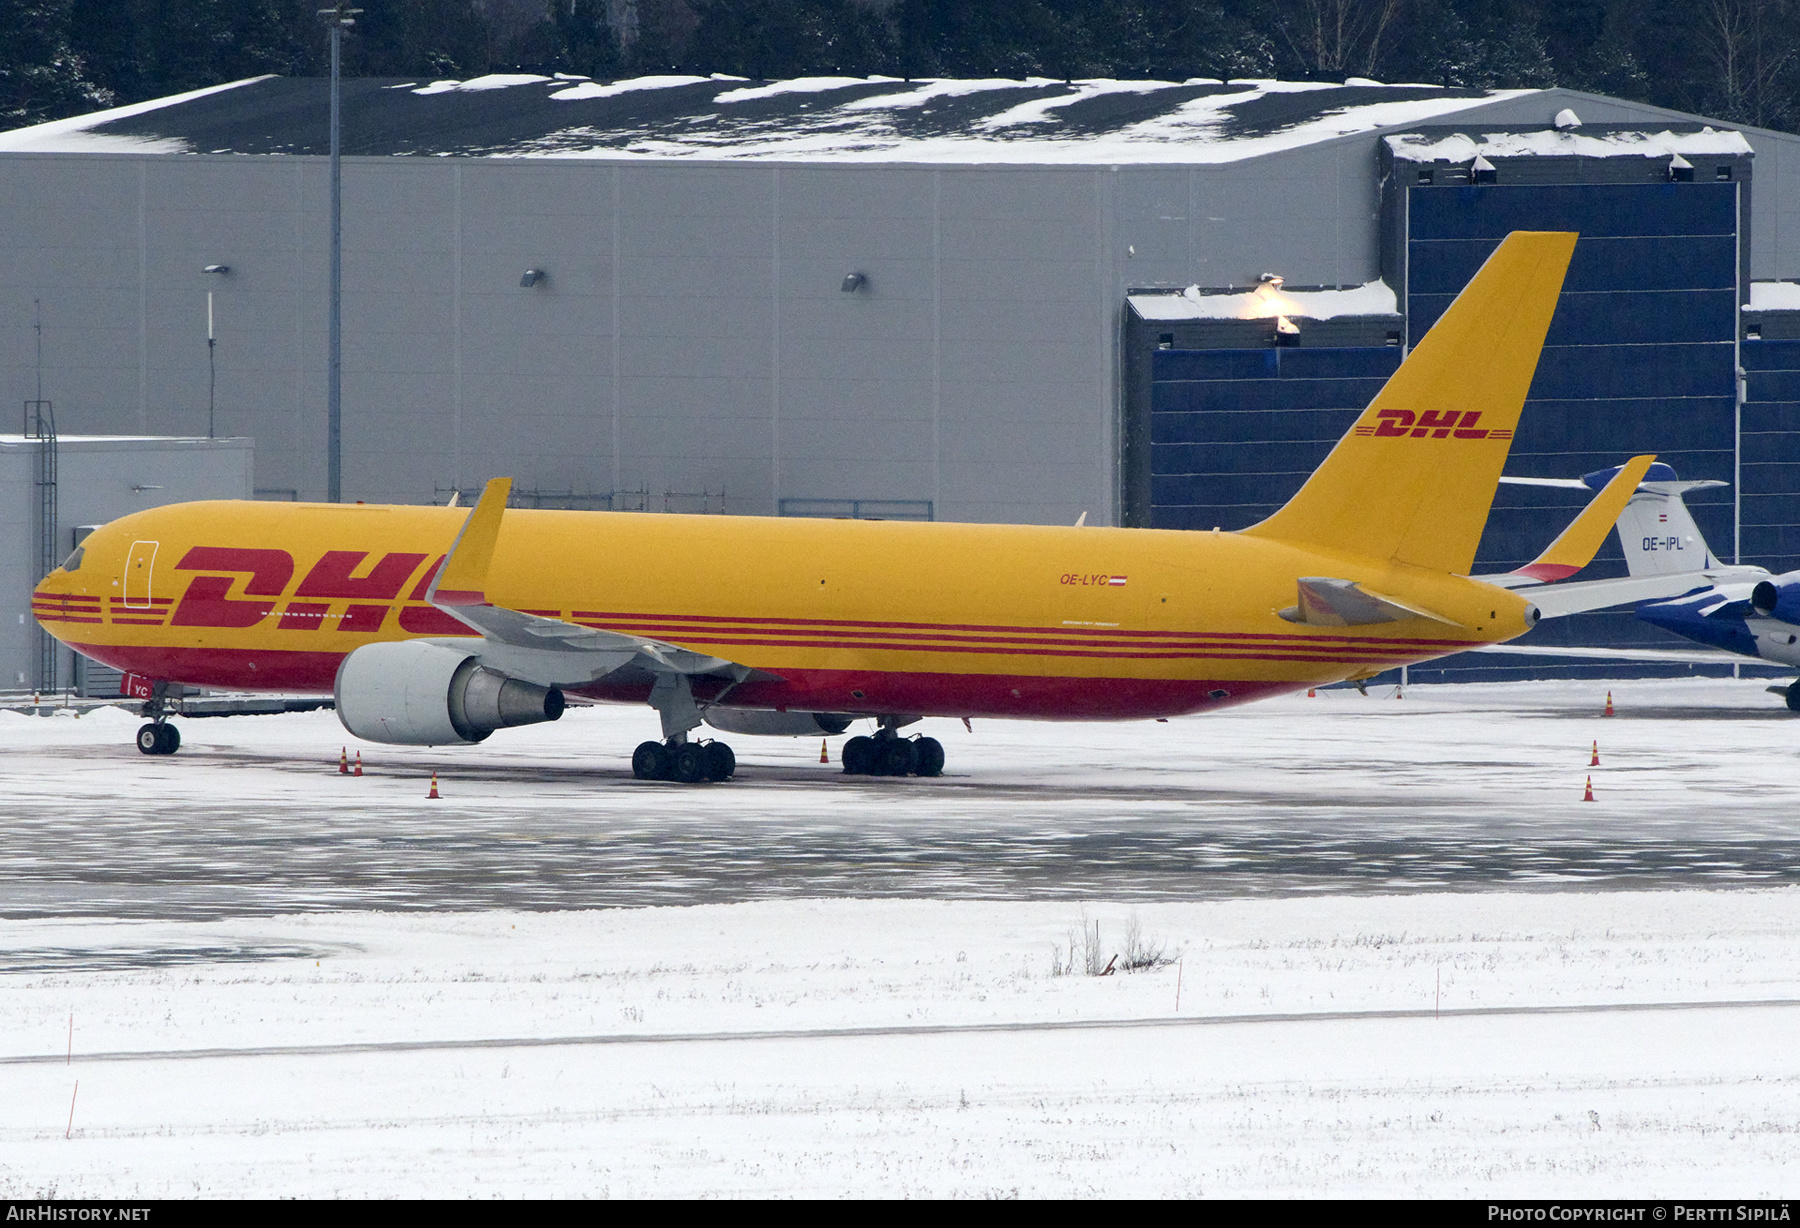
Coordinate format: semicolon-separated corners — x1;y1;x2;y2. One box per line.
1751;572;1800;623
335;639;564;745
703;709;854;737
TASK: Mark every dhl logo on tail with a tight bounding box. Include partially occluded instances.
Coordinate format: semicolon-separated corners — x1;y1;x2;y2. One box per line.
1354;409;1513;441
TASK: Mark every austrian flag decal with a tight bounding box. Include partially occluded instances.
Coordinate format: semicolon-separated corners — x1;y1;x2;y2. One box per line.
1109;576;1128;586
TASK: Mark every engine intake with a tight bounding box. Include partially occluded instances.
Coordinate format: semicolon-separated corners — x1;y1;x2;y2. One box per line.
335;640;564;745
1752;574;1800;624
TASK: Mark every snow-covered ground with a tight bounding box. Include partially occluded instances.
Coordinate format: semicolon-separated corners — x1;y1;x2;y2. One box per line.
2;677;1799;1195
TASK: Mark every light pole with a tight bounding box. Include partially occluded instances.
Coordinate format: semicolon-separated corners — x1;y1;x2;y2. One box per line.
204;264;229;438
320;3;360;503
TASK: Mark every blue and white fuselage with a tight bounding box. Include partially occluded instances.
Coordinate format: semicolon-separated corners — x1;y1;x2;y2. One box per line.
1550;461;1800;706
1636;582;1800;667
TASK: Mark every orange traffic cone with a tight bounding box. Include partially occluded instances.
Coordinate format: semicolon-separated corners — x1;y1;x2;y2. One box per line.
1307;688;1316;698
1583;775;1596;802
1603;691;1615;717
353;751;363;777
427;772;440;800
1590;740;1600;767
820;739;829;764
338;747;349;775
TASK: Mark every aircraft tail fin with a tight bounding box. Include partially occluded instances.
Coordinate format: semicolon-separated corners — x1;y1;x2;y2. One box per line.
1601;468;1728;577
1242;231;1576;575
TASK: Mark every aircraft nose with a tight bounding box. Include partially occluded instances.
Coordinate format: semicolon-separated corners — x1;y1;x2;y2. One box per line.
30;563;99;628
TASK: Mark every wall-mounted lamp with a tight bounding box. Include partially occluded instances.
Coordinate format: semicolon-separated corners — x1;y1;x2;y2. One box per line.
841;272;867;293
203;264;230;275
520;268;546;288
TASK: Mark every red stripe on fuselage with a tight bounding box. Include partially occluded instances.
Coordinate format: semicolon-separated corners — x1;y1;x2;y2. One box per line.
70;642;1307;719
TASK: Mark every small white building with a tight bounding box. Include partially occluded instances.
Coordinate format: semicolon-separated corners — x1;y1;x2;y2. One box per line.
2;434;253;694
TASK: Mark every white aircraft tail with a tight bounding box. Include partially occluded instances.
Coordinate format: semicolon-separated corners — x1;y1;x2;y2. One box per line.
1591;462;1726;577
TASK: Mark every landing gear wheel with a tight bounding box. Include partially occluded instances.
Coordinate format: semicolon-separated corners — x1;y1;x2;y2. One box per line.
876;737;917;777
841;735;876;775
136;723;178;755
673;742;710;784
703;741;736;782
912;736;944;777
1787;685;1800;713
632;740;671;780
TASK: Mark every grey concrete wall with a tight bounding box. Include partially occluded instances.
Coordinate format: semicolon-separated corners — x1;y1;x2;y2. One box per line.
0;147;1388;529
0;435;252;690
1;91;1792;532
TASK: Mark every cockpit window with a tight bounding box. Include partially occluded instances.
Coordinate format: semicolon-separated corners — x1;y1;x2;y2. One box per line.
61;546;84;572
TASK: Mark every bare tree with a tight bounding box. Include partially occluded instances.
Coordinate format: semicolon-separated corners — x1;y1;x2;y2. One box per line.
1701;0;1795;127
1276;0;1404;78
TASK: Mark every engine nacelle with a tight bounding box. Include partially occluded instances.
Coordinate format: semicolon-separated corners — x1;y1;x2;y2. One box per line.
1751;573;1800;624
335;640;565;745
703;709;854;737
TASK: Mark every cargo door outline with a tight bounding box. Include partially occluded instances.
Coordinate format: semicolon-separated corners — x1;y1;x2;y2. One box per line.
125;541;158;608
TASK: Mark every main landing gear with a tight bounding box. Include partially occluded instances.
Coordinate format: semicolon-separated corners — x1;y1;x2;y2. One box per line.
632;738;736;783
135;681;180;755
633;672;736;782
841;721;944;778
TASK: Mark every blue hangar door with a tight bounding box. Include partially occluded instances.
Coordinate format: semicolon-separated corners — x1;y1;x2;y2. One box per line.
1400;175;1743;679
1138;155;1753;681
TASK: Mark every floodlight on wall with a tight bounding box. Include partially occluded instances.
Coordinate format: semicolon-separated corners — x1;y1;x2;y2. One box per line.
1669;152;1695;182
520;268;546;288
841;271;867;292
1553;108;1581;130
1471;154;1497;184
203;264;230;275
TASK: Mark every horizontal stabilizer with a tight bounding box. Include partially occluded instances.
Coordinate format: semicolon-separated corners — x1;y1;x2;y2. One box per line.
1277;577;1459;627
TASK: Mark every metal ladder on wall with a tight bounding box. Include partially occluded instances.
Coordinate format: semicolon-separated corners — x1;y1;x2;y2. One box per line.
24;399;56;693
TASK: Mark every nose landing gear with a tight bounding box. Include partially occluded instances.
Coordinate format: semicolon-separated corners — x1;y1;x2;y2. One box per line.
134;681;180;754
135;721;180;755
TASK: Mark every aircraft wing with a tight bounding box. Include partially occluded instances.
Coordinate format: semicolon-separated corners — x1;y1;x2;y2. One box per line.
1500;570;1764;618
425;477;775;691
1466;642;1747;664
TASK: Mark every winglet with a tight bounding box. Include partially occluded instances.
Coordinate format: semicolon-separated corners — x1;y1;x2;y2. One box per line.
428;477;511;607
1509;455;1655;582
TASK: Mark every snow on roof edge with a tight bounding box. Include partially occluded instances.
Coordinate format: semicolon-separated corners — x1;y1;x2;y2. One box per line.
0;76;275;153
1130;279;1398;321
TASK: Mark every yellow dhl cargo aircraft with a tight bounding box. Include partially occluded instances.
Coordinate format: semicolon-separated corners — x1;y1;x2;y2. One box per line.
32;231;1666;782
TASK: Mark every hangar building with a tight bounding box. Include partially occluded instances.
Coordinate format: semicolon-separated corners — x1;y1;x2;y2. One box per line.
3;74;1800;682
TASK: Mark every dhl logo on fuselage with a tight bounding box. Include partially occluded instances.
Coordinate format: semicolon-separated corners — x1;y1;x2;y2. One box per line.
90;547;474;635
1352;409;1512;441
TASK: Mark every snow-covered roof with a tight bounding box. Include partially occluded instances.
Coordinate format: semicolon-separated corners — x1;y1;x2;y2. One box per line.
1385;126;1754;162
0;73;1535;164
1748;282;1800;312
1129;279;1398;321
